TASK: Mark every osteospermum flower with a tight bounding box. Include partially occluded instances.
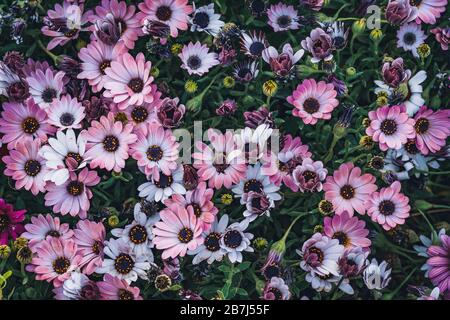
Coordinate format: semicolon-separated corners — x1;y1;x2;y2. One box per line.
301;28;333;63
189;3;224;37
323;162;377;215
83;112;137;172
366;181;411;231
234;123;273;163
396;23;427;58
240;31;268;58
103;52;155;110
413;106;450;155
2;139;48;195
292;158;328;192
287;78;339;125
410;0;448;24
267;3;299;32
130;123;179;178
179;42;219;76
22;214;73;252
297;233;344;277
193;129;247;190
219;219;254;263
366;105;416;151
363;258;392;290
53;271;100;300
73;220;106;275
0;99;55;150
0;198;25;245
122;91;163;132
46;95;85;130
97;273;143;300
88;0;141;49
26;68;65;109
262;277;291;300
138;165;186;202
44;168;100;219
78;40;127;93
323;211;371;250
426;234;450;295
152;205;203;259
138;0;193;38
305;272;353;294
26;237;81;287
39;129;87;186
262;44;304;78
233;60;259;82
97;238;150;283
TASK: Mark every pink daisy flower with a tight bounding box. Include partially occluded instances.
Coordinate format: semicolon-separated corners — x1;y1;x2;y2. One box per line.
83;112;137;172
129;123;179;179
22;214;74;252
46;95;85;130
121;89;162;132
411;0;448;24
366;105;416;151
179;42;219;76
138;0;193;38
292;158;328;192
413;105;450;155
73;219;106;275
152;205;203;259
78;40;127;93
0;99;55;150
427;234;450;295
41;2;90;50
44;167;100;219
267;2;300;32
26;237;82;287
192;129;247;190
261;135;312;192
26;69;65;109
323;211;371;250
2;139;49;195
89;0;141;49
323;162;377;215
164;182;218;232
103;52;156;110
366;181;411;231
97;274;143;300
0;198;25;245
287;78;339;125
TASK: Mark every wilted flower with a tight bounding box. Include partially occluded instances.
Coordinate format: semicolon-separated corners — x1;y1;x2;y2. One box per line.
430;27;449;51
301;28;334;63
244;106;275;129
216;99;237;116
385;0;416;25
363;258;392;290
300;0;324;11
157;97;186;128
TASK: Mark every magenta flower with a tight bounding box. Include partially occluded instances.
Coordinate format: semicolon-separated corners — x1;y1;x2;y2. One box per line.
262;44;304;78
138;0;193;38
2;139;48;195
78;40;127;93
26;237;82;287
427;234;450;295
366;181;410;231
97;273;143;300
88;0;141;49
193;129;247;189
73;220;106;275
323;162;377;215
0;99;55;150
83;112;137;172
153;205;203;259
413;106;450;155
381;57;411;88
44;168;100;219
323;211;371;250
103;52;156;110
261;135;312;192
385;0;416;25
431;27;450;51
301;28;333;63
287;78;339;125
292;158;327;192
366;105;416;151
22;214;73;252
0;198;25;245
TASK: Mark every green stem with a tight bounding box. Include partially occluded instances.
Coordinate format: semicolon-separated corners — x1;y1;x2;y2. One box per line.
280;212;308;242
324;135;339;164
37;40;60;65
382;267;418;300
417;209;436;234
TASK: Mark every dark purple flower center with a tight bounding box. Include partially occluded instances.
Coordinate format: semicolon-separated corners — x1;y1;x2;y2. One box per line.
340;184;355;200
404;140;419;154
379;200;396;215
146;145;164;161
380;119;397;135
277;15;291;28
154;173;173;188
128;78;144;93
60;112;75;126
403;32;416;46
409;0;422;6
42;87;57;103
250;0;266;14
92;240;102;255
244;179;264;193
249;41;265;56
268;287;283;300
332;231;350;247
131;106;149;123
99;60;111;74
263;264;281;280
156;5;172;21
213;154;229;173
303;97;320;114
307;247;324;263
114;253;135;274
178;227;194;243
129;224;148;244
302;170;317;182
193;12;210;29
65;152;83;166
187;55;202;70
24;159;41;177
67;181;84;196
223;230;243;248
204;232;221;252
414;118;429;134
64;29;78;38
22;117;40;134
103;135;120;152
190;203;202;218
118;289;134;300
53;257;70;274
46;230;60;237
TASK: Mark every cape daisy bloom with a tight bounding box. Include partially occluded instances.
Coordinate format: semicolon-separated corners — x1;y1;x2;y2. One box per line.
292;158;328;193
44;168;100;219
78;40;127;93
138;165;186;202
410;0;448;24
73;219;106;275
97;274;143;300
2;139;49;195
323;162;377;215
0;99;55;150
103;52;156;110
152;205;203;259
88;0;141;49
413;106;450;155
0;198;25;245
26;68;65;109
192;129;247;190
179;42;219;76
46;95;86;130
83;112;137;172
122;88;162;133
129;123;179;178
189;3;224;37
366;105;416;151
366;181;411;231
267;2;300;32
323;211;371;250
26;237;82;287
426;234;450;295
287;78;339;125
396;23;427;58
138;0;193;38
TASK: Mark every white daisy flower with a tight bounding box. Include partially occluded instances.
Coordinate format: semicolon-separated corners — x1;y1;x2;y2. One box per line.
179;41;219;76
190;3;224;37
46;95;85;130
305;272;354;295
267;3;299;32
219;218;254;263
243;191;275;222
234;123;273;163
26;69;65;109
240;31;268;58
138;165;186;202
397;23;427;58
363;258;392;290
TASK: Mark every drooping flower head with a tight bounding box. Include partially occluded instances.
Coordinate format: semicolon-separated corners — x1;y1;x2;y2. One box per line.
301;28;334;63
